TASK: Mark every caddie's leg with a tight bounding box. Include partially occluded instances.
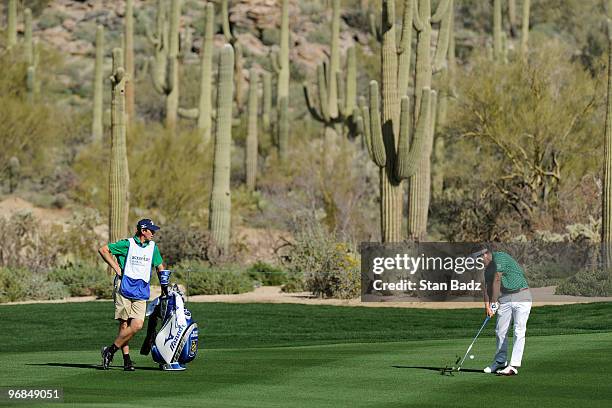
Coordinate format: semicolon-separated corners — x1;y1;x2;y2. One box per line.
492;298;512;365
118;320;129;354
509;292;532;367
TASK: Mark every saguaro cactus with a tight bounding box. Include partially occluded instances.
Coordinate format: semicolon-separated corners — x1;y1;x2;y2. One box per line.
146;0;169;91
124;0;135;120
604;0;612;268
178;2;215;145
520;0;530;57
408;0;452;241
7;0;16;48
109;48;130;242
304;46;359;140
92;25;104;141
271;0;290;159
24;8;32;63
303;0;360;140
246;69;259;191
150;0;181;130
8;157;20;193
209;45;235;253
493;0;502;62
221;0;245;111
24;9;39;103
360;0;434;243
262;70;272;132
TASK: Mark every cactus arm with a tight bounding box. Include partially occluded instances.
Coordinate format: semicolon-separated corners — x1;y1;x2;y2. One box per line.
369;13;382;41
262;71;272;130
270;50;281;74
431;0;450;23
384;0;395;27
221;0;235;42
368;81;387;167
303;83;326;123
317;63;331;122
398;0;413;97
149;56;166;94
360;96;375;161
432;0;453;72
178;107;199;119
145;24;160;47
336;71;346;117
396;89;431;179
413;0;424;32
345;46;357;116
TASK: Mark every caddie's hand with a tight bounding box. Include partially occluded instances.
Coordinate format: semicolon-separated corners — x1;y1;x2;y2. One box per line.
486;304;495;318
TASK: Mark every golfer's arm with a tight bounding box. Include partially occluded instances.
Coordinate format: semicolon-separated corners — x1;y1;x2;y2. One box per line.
483;284;491;306
98;245;121;275
491;272;502;303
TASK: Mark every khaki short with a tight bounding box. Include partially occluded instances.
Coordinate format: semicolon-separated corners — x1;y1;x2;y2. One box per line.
113;279;146;321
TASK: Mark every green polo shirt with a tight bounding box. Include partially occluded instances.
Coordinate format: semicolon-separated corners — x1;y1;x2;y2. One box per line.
485;251;529;291
107;235;163;272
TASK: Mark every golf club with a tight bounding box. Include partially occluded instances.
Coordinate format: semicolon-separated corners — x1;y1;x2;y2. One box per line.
456;315;490;371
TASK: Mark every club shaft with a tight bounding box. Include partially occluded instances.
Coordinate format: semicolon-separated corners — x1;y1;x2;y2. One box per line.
458;316;490;367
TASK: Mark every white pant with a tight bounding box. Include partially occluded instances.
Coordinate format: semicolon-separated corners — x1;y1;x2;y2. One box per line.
492;289;532;367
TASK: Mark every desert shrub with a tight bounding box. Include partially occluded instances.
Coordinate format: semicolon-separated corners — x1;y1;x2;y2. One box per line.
257;134;378;241
0;212;64;270
57;208;106;265
440;41;601;239
155;223;211;266
174;261;253;295
246;261;287;286
72;123;214;219
525;261;576;288
282;223;360;299
0;267;69;303
556;269;612;297
36;8;66;30
48;263;109;297
24;273;70;301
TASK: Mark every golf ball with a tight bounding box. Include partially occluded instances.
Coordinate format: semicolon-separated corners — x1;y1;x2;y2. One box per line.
469;355;474;359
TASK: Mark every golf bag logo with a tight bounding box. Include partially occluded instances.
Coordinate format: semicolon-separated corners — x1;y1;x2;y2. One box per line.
164;321;175;345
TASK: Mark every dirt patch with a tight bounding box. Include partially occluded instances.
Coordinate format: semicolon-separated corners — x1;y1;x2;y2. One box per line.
0;196;71;225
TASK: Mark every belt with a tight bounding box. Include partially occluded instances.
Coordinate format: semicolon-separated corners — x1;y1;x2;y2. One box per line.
501;287;529;295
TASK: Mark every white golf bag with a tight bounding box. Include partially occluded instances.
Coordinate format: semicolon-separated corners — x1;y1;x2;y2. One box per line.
140;282;199;371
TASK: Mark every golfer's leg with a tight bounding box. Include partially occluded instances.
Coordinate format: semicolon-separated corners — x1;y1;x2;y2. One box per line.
493;301;512;364
510;299;532;367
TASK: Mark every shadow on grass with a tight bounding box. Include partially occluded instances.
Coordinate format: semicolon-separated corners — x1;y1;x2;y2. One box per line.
27;363;160;371
392;365;484;374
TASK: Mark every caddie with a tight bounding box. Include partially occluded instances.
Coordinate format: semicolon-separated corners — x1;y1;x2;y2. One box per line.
98;218;165;371
476;245;532;376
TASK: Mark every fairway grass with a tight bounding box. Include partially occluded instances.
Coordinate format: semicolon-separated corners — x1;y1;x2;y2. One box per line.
0;302;611;407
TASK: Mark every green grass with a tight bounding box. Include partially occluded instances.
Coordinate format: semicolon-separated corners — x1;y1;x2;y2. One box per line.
0;302;611;407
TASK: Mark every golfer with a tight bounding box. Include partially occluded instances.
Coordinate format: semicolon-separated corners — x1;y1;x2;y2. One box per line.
477;246;532;376
98;219;165;371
